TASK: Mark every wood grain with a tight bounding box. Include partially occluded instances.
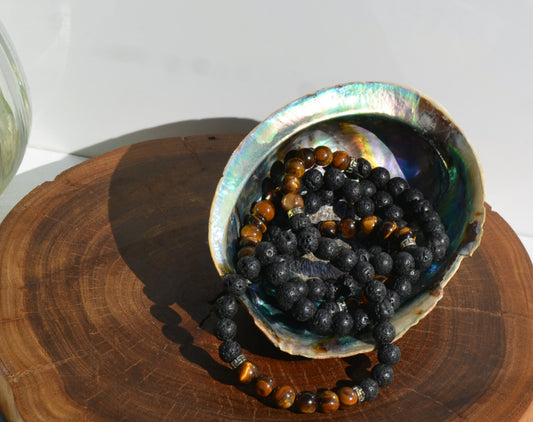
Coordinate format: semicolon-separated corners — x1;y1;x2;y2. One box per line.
0;135;532;421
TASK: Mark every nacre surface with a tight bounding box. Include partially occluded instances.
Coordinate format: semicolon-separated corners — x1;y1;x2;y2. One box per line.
208;82;485;358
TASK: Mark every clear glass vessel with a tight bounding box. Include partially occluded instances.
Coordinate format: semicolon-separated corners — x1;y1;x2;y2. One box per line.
0;20;31;195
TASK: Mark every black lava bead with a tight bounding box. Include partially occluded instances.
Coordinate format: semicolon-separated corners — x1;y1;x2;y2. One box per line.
378;343;401;366
315;237;341;260
373;321;396;344
353;197;375;217
356;157;372;178
370;299;395;321
372;364;394;387
353;248;371;263
371;252;393;275
381;204;404;221
304;191;323;214
219;340;242;363
393;251;415;275
385;289;401;311
273;230;298;255
365;280;387;303
236;255;261;280
390;275;412;298
289;213;312;232
320;189;335;205
324;167;347;191
387;177;409;198
359;377;379;402
359;179;377;197
400;188;424;207
311;308;333;334
302;168;324;191
223;274;248;297
373;190;393;209
291;297;317;322
297;226;321;253
342;179;364;203
323;280;338;301
215;295;238;319
307;277;326;301
351;261;375;285
215;318;237;341
333;311;354;336
336;274;359;298
262;260;290;286
333;248;358;272
254;241;278;265
352;308;370;332
408;246;433;271
369;167;390;189
276;281;303;311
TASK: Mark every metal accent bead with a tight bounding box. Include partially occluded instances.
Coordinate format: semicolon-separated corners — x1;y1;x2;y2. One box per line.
400;237;417;249
346;156;358;174
230;354;247;369
353;385;365;403
336;300;347;313
287;206;305;219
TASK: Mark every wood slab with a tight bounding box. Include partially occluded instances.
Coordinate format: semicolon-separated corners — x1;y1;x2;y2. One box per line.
0;135;532;421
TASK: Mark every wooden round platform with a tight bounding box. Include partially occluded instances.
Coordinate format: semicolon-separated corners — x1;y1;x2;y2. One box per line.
0;135;532;421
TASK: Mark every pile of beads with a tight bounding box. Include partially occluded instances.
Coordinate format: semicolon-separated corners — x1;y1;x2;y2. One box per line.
214;145;449;413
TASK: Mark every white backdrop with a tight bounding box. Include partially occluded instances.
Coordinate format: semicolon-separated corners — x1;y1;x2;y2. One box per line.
1;0;532;241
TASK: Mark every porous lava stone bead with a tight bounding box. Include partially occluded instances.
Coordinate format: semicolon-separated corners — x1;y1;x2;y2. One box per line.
359;377;379;402
353;248;371;263
369;166;390;189
373;321;396;344
385;290;401;310
378;343;401;365
320;189;335;205
315;237;341;260
223;274;248;296
359;179;377;197
324;167;346;191
353;197;375;218
215;318;237;341
371;251;393;275
399;188;424;207
333;311;354;336
336;274;359;297
370;299;395;321
289;213;312;232
407;246;433;270
218;340;242;363
304;191;322;214
293;277;309;297
236;255;261;280
332;248;358;272
381;204;404;221
297;226;321;253
323;280;338;301
411;198;432;216
307;277;326;301
351;261;375;284
372;364;394;387
393;251;415;275
302;168;324;191
254;241;277;265
373;190;393;209
342;179;364;203
423;219;446;235
390;275;412;298
276;282;303;311
273;230;298;255
356;157;372;178
262;260;290;286
291;297;317;322
387;177;409;198
215;295;238;319
352;308;370;332
311;308;333;334
365;280;387;303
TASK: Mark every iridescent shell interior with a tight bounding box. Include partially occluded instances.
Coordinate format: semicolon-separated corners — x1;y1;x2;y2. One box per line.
209;82;485;358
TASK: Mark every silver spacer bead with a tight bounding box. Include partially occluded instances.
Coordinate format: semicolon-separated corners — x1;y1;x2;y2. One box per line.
336;300;348;313
400;237;417;249
287;206;305;219
346;156;358;175
353;385;365;403
230;354;247;369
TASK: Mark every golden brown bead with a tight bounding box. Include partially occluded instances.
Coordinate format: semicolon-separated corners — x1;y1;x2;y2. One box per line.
318;220;338;238
281;192;304;212
294;391;317;414
339;217;357;238
236;361;258;384
252;200;276;222
360;215;379;236
282;174;301;193
248;214;267;233
314;145;333;166
316;389;340;413
337;386;358;407
332;150;351;170
237;246;255;259
380;220;398;240
240;224;263;244
272;385;296;409
284;157;306;178
254;376;275;398
297;148;316;168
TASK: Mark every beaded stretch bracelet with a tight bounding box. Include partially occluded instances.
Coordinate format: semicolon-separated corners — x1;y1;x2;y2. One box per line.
213;145;449;413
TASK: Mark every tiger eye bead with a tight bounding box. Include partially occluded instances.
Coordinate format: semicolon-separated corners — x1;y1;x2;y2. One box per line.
298;148;316;168
254;376;275;397
281;192;304;212
248;214;267;233
282;174;301;193
380;220;398;240
240;224;263;244
314;145;333;166
360;215;379;236
236;361;258;384
317;389;340;413
252;200;276;222
337;386;358;407
319;220;338;238
272;385;296;409
237;245;255;259
332;150;351;170
339;217;357;238
285;157;306;178
294;391;317;414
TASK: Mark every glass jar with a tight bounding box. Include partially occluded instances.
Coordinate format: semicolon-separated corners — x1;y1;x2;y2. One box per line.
0;20;31;195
